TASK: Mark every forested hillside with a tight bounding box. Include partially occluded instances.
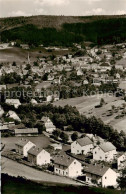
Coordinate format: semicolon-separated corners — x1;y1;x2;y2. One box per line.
1;15;126;46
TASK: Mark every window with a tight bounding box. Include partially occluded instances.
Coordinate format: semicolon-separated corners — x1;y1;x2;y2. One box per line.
105;177;107;179
95;152;97;154
74;161;76;164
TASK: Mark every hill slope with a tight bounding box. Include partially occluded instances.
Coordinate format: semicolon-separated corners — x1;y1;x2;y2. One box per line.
1;15;126;46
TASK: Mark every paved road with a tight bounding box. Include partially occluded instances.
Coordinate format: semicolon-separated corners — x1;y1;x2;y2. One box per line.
1;157;82;186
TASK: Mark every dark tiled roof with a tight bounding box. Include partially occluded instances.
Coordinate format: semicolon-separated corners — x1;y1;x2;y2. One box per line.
41;116;49;122
99;142;116;152
54;154;75;168
15;139;30;147
83;164;110;177
116;152;125;159
28;147;45;156
77;137;93;147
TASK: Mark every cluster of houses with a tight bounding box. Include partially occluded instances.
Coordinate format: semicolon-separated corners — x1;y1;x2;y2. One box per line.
1;42;126;104
71;136;126;170
13;133;126;188
0;114;56;136
1;42;126;189
15;139;50;165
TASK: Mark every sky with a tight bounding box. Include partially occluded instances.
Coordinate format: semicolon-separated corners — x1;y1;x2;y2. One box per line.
0;0;126;18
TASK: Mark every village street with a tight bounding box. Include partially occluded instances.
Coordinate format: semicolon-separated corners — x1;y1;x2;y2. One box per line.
1;157;82;186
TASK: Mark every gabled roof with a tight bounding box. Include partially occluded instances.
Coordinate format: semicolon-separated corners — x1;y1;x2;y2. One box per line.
83;164;110;177
41;116;50;122
6;99;21;104
54;154;75;168
15;139;30;147
76;137;93;147
99;142;116;153
116;152;125;159
14;128;38;134
28;147;47;156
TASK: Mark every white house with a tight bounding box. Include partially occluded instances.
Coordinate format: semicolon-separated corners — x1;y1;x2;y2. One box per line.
77;68;83;76
0;107;4;117
117;152;126;170
41;116;56;133
15;139;35;157
50;143;62;150
30;99;38;105
28;147;50;166
5;99;21;108
0;85;6;90
83;164;117;188
71;137;94;155
54;154;82;178
83;79;89;85
93;142;117;162
6;110;21;122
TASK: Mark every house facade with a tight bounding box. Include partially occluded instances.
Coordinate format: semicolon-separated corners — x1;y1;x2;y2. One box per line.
54;155;82;178
41;116;56;133
84;164;117;188
28;147;50;166
71;137;94;155
15;139;35;157
117;152;126;170
6;110;21;122
93;142;117;162
5;99;21;108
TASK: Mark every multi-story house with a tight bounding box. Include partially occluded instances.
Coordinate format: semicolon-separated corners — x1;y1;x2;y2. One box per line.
28;147;50;166
71;137;94;155
93;142;116;162
54;154;82;178
15;139;35;157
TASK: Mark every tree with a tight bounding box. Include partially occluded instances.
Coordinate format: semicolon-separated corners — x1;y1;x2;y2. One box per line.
52;129;61;140
111;105;116;114
100;98;105;107
25;64;31;70
71;132;78;141
60;132;69;143
35;122;46;134
12;61;16;66
42;73;48;81
117;168;126;190
66;125;74;131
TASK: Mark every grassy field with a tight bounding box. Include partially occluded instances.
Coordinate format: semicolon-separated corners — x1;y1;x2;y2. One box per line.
1;174;121;194
0;47;71;64
53;95;126;133
1;134;51;151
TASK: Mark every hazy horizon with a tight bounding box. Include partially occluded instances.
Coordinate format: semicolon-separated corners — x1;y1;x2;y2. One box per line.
0;0;126;18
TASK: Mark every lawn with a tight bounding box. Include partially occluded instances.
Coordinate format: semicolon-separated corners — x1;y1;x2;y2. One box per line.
53;95;126;134
1;134;51;151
